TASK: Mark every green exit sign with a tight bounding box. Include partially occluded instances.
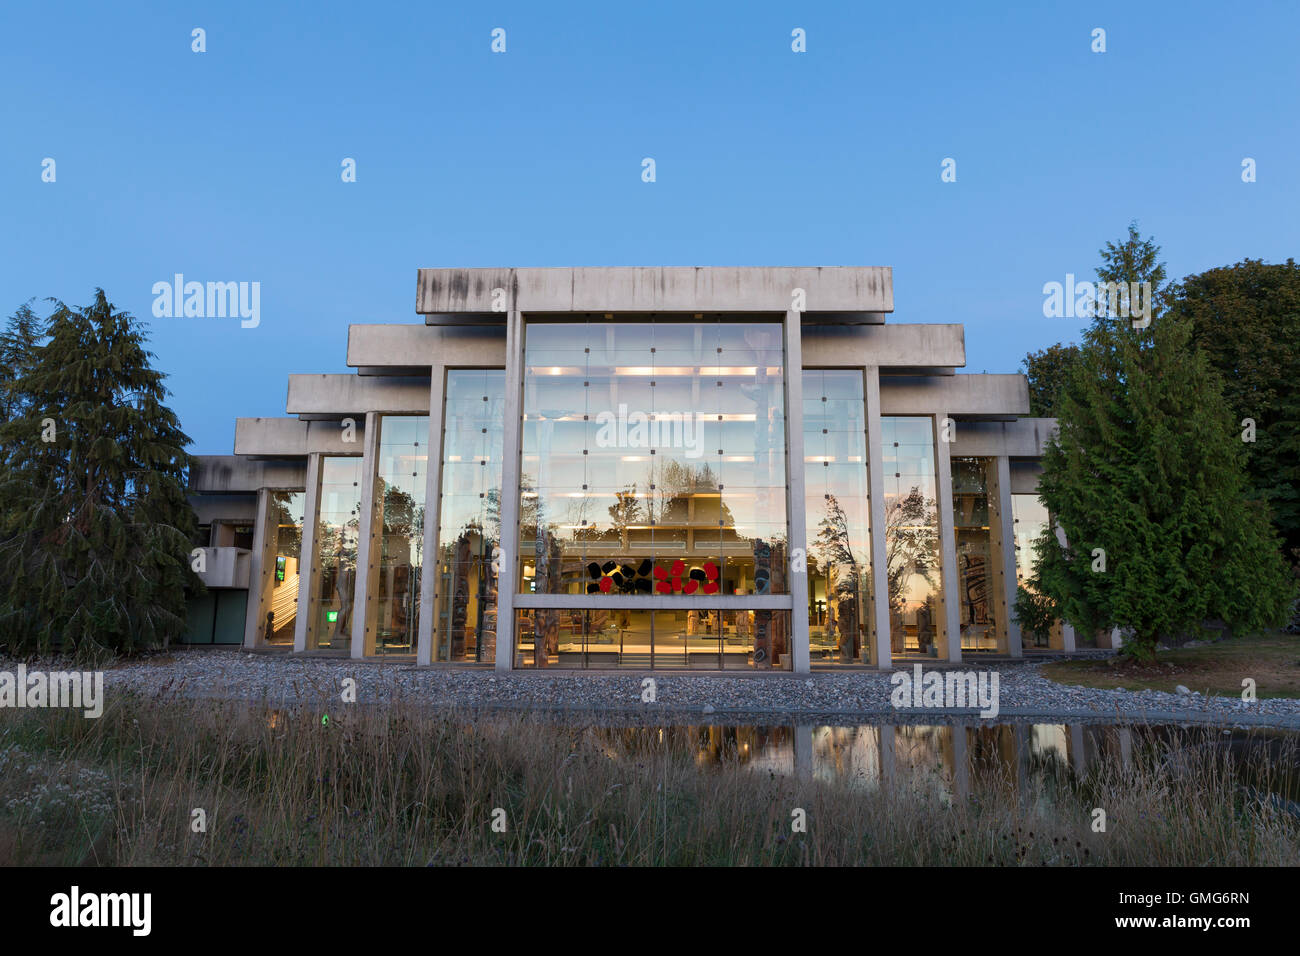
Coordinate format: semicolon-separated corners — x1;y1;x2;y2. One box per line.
326;610;338;623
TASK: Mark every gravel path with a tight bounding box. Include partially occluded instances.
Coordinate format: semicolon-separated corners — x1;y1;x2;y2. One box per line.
40;649;1298;730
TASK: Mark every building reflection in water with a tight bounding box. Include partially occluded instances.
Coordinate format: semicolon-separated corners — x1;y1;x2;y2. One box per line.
574;722;1297;803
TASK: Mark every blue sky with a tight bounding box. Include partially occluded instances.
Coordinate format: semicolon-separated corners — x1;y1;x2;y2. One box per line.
3;1;1297;453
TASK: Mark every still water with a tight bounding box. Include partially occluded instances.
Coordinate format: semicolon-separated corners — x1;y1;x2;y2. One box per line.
578;722;1300;804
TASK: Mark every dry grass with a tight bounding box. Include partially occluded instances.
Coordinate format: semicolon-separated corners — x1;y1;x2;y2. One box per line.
1042;631;1300;699
0;692;1296;866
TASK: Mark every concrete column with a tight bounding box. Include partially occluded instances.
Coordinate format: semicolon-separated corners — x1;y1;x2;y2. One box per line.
417;370;446;666
494;309;524;671
1052;521;1077;652
784;309;811;674
865;367;892;669
293;454;322;653
988;456;1022;657
351;411;382;659
243;488;272;648
933;412;962;663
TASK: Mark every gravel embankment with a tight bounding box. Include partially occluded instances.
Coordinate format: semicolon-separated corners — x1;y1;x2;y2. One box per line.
32;649;1295;729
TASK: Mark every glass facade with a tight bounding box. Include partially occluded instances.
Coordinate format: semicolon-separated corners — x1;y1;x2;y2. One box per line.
366;415;429;656
515;319;790;669
258;490;304;645
434;370;506;662
804;369;873;665
880;417;942;657
513;607;791;670
1012;493;1052;648
261;327;1054;668
307;456;364;650
951;458;997;653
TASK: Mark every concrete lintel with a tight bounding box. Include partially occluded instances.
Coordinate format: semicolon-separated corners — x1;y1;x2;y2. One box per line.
948;418;1058;458
189;455;307;493
879;374;1029;416
803;324;965;369
417;267;894;315
346;324;507;369
286;374;431;417
234;417;367;457
191;492;258;524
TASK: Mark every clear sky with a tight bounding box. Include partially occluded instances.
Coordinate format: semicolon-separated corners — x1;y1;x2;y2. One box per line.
3;1;1297;453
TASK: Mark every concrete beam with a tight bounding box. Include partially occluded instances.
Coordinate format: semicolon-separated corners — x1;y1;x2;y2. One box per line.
803;324;965;370
189;456;306;493
234;418;366;457
947;418;1057;458
879;374;1030;416
191;493;258;524
286;374;431;417
347;324;507;370
1010;459;1044;494
417;267;894;316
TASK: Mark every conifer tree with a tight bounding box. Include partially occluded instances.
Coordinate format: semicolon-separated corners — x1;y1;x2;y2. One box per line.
1033;226;1292;658
0;290;199;656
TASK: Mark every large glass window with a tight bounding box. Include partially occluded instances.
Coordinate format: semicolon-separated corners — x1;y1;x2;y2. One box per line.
804;369;873;665
307;456;363;650
951;458;998;653
366;415;429;656
434;370;505;662
516;318;790;669
257;491;304;645
1012;493;1052;648
513;607;791;670
880;417;942;657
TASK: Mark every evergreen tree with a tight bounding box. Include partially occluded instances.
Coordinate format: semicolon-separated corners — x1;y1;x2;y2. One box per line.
1034;227;1292;658
1167;258;1300;562
0;290;199;656
0;302;48;435
1022;342;1081;418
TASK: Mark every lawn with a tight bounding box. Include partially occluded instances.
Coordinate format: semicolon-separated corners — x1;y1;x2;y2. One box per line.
1041;631;1300;699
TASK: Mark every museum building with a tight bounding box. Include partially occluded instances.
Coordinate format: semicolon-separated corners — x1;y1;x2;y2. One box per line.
184;266;1081;671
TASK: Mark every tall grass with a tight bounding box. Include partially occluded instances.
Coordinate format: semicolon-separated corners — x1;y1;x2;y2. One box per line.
0;692;1296;866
